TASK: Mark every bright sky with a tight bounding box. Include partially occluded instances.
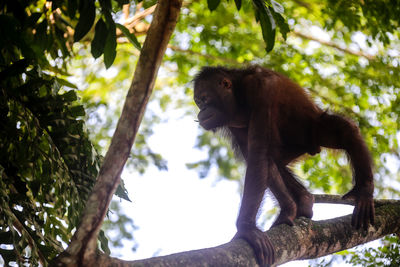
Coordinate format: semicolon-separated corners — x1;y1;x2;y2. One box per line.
112;113;364;266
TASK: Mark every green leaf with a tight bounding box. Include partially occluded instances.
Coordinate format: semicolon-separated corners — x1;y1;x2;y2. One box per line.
55;78;78;90
272;11;289;39
115;180;131;202
98;230;111;254
74;0;96;42
207;0;221;11
271;0;284;14
234;0;242;10
104;21;117;69
60;89;78;102
69;105;85;117
115;23;141;50
91;19;108;59
258;7;276;52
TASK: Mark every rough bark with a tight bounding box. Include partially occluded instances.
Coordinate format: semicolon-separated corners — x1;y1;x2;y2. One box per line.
52;200;400;266
113;201;400;266
51;1;183;266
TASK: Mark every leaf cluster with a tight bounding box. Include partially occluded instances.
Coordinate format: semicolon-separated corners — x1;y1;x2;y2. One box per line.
345;235;400;266
323;0;400;45
52;0;141;68
206;0;290;52
0;63;101;265
0;0;138;264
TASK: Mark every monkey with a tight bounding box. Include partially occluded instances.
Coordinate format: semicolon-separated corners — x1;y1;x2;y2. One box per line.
193;66;375;266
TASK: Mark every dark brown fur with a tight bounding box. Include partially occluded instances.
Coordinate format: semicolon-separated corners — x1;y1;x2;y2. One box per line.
193;66;374;266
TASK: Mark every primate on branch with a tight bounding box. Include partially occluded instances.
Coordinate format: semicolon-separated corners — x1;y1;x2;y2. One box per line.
193;66;375;266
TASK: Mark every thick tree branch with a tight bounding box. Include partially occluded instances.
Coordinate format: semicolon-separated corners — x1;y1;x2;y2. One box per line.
51;1;183;266
104;201;399;266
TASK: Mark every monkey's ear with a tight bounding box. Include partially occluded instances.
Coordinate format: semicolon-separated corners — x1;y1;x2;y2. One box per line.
221;78;232;90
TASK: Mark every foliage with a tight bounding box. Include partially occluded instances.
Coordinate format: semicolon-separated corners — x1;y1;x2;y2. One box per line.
1;0;400;265
324;0;400;45
207;0;290;52
0;65;99;265
345;235;400;266
70;43;167;174
0;0;139;265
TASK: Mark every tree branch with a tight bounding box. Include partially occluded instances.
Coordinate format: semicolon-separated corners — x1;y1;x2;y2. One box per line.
292;30;375;60
51;1;183;266
125;5;156;28
314;194;400;207
168;45;242;65
98;201;399;266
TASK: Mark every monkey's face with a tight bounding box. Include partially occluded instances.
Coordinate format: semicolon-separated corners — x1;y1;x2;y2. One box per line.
194;77;235;130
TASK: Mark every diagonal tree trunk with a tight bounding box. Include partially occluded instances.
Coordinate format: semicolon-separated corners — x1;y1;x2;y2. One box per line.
51;1;183;266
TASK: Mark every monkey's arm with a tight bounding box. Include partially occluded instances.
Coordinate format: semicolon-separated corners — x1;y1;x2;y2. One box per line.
234;123;275;266
233;81;280;266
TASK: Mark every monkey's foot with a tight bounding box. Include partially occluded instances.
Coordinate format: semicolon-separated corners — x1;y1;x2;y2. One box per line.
296;193;314;219
233;227;275;266
271;212;295;227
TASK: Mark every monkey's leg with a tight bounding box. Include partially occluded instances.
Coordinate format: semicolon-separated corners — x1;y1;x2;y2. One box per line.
269;162;297;227
277;165;314;219
316;113;374;229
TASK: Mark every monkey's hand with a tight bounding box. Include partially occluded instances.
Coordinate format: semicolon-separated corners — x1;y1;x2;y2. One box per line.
233;225;274;266
343;186;375;230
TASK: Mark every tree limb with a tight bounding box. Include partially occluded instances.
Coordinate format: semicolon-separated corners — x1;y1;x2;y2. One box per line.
292;30;375;60
125;5;156;28
51;0;183;265
168;45;242;65
314;194;400;207
98;201;400;266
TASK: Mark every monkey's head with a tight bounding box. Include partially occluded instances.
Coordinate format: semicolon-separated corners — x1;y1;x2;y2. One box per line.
193;68;237;131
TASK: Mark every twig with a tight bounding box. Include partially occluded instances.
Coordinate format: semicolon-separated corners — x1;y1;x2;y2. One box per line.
293;30;375;60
